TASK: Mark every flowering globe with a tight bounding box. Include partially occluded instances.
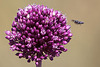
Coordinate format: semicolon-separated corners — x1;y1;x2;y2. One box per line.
5;4;72;65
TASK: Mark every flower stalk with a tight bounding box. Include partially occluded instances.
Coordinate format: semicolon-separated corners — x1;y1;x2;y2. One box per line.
36;61;42;67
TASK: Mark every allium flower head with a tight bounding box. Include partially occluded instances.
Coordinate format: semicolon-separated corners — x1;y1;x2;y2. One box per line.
5;4;72;65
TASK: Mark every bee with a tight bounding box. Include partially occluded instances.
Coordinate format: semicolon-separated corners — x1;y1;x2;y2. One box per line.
72;20;84;24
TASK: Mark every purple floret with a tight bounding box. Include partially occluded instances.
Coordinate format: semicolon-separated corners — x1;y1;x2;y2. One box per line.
5;4;72;65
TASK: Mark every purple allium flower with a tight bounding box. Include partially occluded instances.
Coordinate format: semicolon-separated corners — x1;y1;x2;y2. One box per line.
5;4;72;65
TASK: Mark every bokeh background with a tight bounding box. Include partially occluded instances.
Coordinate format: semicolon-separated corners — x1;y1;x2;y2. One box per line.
0;0;100;67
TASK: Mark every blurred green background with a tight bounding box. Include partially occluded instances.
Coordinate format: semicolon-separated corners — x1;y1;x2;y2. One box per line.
0;0;100;67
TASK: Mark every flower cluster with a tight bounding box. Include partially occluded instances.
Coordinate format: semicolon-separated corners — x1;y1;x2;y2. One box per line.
5;4;72;65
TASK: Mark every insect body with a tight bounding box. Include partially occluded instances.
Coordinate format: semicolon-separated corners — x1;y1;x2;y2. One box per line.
72;20;84;24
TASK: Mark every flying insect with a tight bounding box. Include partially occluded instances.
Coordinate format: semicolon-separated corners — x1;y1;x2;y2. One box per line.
72;20;84;24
